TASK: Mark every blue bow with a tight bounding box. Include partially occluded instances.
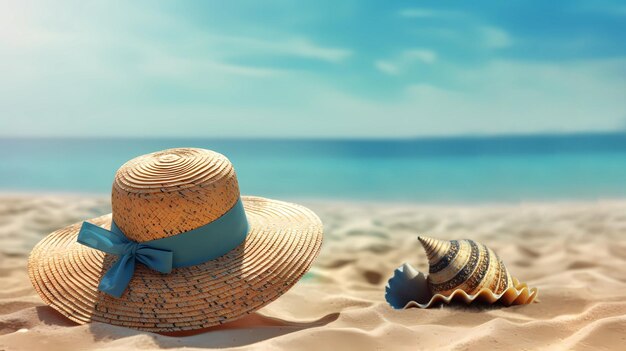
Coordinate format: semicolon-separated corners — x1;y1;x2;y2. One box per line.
77;221;173;298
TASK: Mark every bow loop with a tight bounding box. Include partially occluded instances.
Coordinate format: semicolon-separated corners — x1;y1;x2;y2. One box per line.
77;221;173;298
135;244;173;274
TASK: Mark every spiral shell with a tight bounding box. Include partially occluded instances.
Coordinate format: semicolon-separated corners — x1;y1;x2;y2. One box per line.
385;236;538;309
418;236;513;297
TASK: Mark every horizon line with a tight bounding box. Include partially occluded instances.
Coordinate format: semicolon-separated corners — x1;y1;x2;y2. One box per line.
0;130;625;142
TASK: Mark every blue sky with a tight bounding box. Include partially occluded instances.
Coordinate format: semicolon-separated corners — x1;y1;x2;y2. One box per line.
0;0;625;138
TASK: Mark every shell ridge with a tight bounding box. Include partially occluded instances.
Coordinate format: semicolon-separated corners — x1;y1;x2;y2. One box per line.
428;240;460;273
464;243;490;294
429;239;480;294
404;284;538;309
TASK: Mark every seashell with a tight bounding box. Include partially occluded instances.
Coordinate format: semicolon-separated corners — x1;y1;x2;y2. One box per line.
385;236;538;309
385;263;431;309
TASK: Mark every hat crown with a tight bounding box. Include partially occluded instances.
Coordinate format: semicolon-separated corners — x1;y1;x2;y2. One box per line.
111;148;240;242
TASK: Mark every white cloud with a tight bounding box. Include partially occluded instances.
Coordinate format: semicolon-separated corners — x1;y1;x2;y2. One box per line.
375;48;438;75
6;58;624;138
140;56;284;78
403;49;438;64
1;2;624;138
480;26;512;49
284;38;352;63
225;58;626;138
0;1;351;70
375;60;400;75
208;35;351;63
381;58;626;136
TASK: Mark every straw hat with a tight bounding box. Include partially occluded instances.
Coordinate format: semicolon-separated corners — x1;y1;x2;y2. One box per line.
28;148;323;332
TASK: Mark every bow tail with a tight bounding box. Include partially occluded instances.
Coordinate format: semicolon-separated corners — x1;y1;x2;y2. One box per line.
98;254;136;298
77;222;174;298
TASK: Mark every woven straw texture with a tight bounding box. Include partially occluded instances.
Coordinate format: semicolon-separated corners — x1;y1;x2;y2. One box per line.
27;148;323;332
112;148;241;242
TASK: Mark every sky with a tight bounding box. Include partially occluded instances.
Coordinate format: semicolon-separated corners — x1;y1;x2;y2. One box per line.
0;0;625;138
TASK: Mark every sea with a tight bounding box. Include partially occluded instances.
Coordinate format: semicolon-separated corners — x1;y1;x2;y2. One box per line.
1;133;625;203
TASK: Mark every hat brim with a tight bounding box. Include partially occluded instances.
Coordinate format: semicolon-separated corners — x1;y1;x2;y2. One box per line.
28;196;323;332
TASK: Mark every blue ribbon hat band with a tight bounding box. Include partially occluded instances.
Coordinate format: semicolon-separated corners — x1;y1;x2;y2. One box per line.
77;198;249;298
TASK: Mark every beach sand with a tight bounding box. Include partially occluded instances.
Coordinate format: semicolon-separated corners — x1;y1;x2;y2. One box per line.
0;195;625;350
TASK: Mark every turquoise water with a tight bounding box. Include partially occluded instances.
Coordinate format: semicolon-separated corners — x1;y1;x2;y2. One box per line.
1;134;626;202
